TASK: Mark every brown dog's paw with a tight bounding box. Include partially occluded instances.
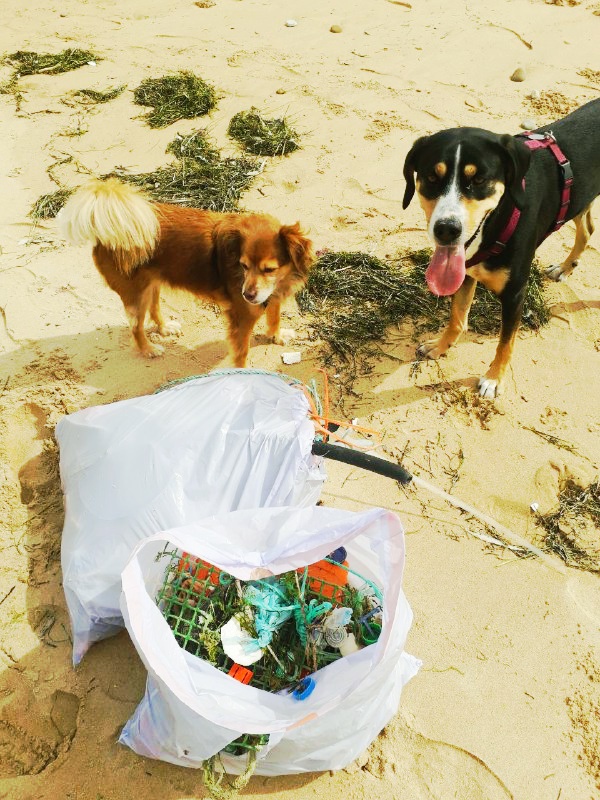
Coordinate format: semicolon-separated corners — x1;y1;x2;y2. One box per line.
158;319;183;337
271;327;296;346
141;342;165;358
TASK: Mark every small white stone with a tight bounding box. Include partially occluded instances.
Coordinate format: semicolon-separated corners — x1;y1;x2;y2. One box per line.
528;89;541;100
530;502;540;513
520;118;537;131
285;19;298;27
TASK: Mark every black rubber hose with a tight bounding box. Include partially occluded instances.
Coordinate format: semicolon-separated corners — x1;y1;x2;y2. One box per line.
311;440;413;485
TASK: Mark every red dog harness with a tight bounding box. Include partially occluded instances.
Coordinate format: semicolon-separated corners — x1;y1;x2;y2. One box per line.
465;132;574;267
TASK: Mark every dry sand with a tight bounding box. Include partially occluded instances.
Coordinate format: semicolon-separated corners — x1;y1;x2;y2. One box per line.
1;0;600;798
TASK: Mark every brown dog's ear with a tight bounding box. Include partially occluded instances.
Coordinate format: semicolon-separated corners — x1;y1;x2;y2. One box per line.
496;134;531;211
279;223;314;281
402;135;430;209
212;220;242;276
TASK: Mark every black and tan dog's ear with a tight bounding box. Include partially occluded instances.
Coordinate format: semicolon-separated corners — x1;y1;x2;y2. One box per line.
402;135;430;209
497;134;531;211
212;220;242;274
279;223;314;280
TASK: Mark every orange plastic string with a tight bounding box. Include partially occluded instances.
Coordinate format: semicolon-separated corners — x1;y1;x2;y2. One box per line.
299;371;381;450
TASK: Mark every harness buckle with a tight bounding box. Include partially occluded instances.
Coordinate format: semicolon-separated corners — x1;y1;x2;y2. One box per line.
560;160;574;185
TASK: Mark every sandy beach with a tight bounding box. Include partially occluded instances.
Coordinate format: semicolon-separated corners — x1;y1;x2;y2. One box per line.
1;1;599;798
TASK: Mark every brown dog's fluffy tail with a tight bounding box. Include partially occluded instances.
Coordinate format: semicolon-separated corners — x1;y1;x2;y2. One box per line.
58;178;160;273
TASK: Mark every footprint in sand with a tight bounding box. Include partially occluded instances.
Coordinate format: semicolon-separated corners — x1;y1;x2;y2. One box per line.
0;689;80;777
357;717;514;800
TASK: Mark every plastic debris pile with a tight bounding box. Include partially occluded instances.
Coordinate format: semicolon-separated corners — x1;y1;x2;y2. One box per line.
156;547;384;698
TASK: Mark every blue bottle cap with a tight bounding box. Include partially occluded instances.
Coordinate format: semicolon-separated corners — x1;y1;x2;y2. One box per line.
292;676;315;700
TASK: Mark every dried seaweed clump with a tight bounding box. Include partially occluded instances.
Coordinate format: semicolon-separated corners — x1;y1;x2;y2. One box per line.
111;129;261;211
527;90;578;119
297;249;550;365
74;85;126;104
6;48;98;76
228;107;300;156
536;479;600;572
466;259;550;334
578;68;600;85
133;72;217;128
29;188;74;220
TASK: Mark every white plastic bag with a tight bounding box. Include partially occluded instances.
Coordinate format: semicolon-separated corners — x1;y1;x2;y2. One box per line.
119;504;420;775
56;371;325;664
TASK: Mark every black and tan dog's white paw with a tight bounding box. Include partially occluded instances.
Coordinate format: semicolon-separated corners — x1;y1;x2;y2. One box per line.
477;375;503;398
416;338;446;360
544;261;577;282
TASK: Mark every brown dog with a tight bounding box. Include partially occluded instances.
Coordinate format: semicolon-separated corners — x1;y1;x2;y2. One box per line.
59;178;314;364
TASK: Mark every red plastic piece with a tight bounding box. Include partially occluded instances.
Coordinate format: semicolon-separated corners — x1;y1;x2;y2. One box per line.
228;663;253;684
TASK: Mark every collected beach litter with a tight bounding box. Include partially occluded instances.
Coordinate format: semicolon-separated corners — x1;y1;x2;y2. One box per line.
118;506;419;782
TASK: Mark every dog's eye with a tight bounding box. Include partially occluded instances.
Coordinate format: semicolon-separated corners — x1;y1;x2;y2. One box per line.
263;267;277;274
240;262;249;271
472;175;486;186
426;173;438;183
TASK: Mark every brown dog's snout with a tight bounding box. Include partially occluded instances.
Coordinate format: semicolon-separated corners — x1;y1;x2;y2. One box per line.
243;285;258;302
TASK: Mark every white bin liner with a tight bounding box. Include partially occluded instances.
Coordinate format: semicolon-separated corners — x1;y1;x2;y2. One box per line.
119;505;420;775
56;371;325;664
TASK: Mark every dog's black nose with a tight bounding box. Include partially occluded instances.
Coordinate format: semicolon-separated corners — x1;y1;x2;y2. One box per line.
433;217;462;245
243;289;257;302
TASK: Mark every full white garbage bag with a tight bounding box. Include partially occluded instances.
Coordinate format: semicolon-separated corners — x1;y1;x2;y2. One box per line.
56;371;325;664
119;504;420;775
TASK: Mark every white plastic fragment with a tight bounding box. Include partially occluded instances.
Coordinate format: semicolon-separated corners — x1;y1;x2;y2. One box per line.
530;502;539;513
282;351;301;364
220;615;263;666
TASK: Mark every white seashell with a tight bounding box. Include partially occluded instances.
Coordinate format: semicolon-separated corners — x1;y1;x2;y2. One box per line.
285;19;298;27
325;626;348;647
220;615;263;666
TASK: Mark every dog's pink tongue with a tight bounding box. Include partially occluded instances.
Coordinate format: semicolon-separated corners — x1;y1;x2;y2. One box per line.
425;246;466;296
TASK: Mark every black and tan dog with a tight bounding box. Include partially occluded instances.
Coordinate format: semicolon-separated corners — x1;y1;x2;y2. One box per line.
402;98;600;397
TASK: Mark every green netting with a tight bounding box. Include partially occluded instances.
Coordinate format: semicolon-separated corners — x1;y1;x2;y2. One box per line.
223;734;270;757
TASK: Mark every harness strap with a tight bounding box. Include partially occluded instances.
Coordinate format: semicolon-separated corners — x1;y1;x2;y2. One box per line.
465;195;522;266
522;132;573;231
465;131;573;268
